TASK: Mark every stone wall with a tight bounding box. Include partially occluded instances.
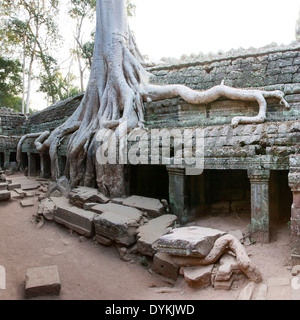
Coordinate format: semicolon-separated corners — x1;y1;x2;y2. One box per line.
146;44;300;128
25;93;84;134
0;108;26;136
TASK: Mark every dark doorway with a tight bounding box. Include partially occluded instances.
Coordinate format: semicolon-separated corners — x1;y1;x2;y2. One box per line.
129;165;169;201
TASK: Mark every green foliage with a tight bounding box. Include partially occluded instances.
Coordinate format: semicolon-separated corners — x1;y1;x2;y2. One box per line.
0;56;22;95
139;256;148;267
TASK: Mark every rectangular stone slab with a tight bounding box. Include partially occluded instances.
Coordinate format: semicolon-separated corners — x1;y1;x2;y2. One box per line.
93;207;142;246
51;197;96;237
25;265;61;298
0;182;8;190
0;190;11;201
155;226;226;258
123;195;165;217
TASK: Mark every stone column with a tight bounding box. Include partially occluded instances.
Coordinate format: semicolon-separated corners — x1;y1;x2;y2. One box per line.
247;169;270;243
289;155;300;266
3;151;10;170
167;166;188;222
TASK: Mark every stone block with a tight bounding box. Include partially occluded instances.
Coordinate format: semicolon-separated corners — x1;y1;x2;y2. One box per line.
215;253;241;281
152;252;180;281
20;200;34;207
137;214;177;256
51;196;96;237
123;195;165;217
25;265;61;298
180;265;213;288
14;189;26;197
214;277;234;290
93;205;143;246
94;235;113;246
156;226;226;257
38;198;55;220
8;183;21;191
68;186;109;208
0;190;11;201
0;182;8;190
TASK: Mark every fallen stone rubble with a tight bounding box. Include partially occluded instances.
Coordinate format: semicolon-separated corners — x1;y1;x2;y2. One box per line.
0;175;286;299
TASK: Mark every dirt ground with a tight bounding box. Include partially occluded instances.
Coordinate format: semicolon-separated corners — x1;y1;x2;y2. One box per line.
0;174;295;301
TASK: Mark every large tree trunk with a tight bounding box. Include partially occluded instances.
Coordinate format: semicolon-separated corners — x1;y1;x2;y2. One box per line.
34;0;290;198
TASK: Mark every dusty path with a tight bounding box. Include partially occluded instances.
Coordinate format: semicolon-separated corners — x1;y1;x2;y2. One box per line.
0;175;296;301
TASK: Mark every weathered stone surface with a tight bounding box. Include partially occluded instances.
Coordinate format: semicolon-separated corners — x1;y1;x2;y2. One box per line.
14;189;26;197
215;253;241;281
0;190;11;201
213;277;234;290
7;183;21;191
20;181;40;190
83;202;98;210
152;252;180;281
180;265;213;288
38;198;55;220
51;196;96;237
0;182;8;190
156;226;226;257
123;195;165;217
20;199;34;207
68;186;109;208
237;282;256;300
25;265;61;298
93;204;143;246
137;214;177;256
94;235;113;246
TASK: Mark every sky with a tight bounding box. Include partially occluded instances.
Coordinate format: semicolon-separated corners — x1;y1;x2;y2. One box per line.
130;0;300;61
32;0;300;110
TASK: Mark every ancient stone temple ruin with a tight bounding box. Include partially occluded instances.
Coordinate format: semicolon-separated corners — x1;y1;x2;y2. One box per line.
0;44;300;269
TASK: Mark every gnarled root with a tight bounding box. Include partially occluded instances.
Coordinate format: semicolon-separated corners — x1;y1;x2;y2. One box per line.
143;82;290;127
198;234;262;283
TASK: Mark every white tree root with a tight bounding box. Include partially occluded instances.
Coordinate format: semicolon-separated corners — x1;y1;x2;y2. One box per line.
143;81;290;127
196;234;262;283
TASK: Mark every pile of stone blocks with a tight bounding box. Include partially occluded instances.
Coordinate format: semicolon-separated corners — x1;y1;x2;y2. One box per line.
39;189;176;253
152;226;248;291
